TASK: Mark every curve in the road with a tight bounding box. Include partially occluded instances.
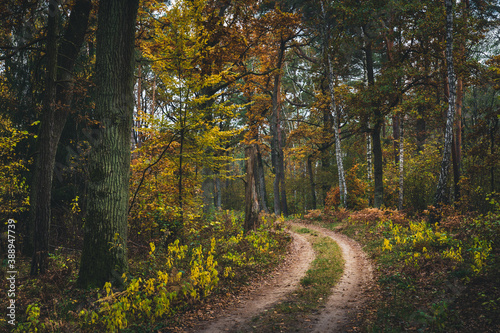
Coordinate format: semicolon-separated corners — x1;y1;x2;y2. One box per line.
195;230;315;333
192;222;374;333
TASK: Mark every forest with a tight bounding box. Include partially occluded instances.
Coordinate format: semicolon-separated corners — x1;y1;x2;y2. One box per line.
0;0;499;331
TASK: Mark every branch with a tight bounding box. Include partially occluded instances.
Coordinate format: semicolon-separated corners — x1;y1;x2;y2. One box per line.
128;134;177;215
0;37;46;60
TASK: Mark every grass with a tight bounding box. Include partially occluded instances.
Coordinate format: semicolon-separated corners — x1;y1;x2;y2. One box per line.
247;225;344;332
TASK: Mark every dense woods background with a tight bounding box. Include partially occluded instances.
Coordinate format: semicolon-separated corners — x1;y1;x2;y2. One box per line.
0;0;499;331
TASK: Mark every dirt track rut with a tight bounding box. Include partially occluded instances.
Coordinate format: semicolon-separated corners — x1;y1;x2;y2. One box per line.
192;222;373;332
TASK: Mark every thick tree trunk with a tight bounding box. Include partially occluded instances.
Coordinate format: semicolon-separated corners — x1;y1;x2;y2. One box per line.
435;0;457;206
29;0;91;275
256;145;269;213
78;0;139;288
244;145;260;231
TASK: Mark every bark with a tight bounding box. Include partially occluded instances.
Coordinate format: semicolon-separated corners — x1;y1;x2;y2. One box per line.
393;115;400;165
366;134;373;206
78;0;139;288
435;0;457;206
365;38;384;208
244;145;260;231
491;118;498;192
320;94;333;204
29;0;91;275
453;0;469;199
372;121;384;208
271;40;286;215
399;118;404;211
325;54;347;207
321;0;347;207
133;63;142;148
279;131;288;216
256;145;269;213
385;28;400;167
452;74;463;200
178;127;185;219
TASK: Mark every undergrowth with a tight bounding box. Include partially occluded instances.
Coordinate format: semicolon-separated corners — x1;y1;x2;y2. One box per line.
3;211;290;332
312;205;500;332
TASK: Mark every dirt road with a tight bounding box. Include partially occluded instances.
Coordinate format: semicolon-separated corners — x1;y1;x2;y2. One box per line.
192;222;373;332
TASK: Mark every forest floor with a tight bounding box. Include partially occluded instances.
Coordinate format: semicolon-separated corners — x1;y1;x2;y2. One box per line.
183;221;374;333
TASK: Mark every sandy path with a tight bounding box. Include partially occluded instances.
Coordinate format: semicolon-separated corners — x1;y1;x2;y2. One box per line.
191;222;373;332
193;231;315;333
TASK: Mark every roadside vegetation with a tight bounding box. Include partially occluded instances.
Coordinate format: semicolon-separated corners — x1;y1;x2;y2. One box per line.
1;211;290;332
304;204;500;332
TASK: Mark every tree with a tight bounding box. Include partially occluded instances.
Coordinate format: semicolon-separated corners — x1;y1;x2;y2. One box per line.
30;0;91;275
435;0;457;206
244;144;260;231
320;0;347;207
78;0;139;288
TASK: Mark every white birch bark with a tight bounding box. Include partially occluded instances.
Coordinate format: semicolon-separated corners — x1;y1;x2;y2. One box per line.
435;0;457;205
321;1;347;207
367;134;373;183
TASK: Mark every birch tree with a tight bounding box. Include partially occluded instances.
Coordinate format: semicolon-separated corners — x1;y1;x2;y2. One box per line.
320;0;347;207
435;0;457;206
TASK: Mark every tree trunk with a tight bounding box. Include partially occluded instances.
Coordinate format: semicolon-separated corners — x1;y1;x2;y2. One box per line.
435;0;457;206
490;118;498;192
365;38;384;208
29;0;91;275
78;0;139;288
366;133;373;206
372;120;384;208
325;54;347;207
278;130;288;216
399;118;404;211
320;94;333;204
271;41;286;215
245;145;260;231
178;127;185;220
452;76;463;200
393;115;400;165
256;145;269;213
321;0;347;207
